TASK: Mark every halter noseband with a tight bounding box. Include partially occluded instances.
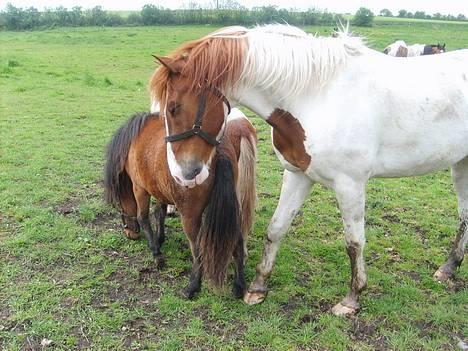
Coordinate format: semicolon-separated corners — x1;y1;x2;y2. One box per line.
164;85;231;147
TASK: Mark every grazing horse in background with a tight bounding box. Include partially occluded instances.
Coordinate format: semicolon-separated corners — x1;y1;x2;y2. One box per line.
384;40;445;57
150;24;468;315
104;109;257;298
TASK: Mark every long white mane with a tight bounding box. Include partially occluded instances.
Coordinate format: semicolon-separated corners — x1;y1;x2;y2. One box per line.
240;24;366;101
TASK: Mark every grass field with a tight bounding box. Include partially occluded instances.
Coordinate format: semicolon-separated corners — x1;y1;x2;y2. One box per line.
1;21;467;350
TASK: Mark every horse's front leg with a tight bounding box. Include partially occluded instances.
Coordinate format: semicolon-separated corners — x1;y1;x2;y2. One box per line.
154;203;168;246
244;170;313;305
179;207;204;299
331;177;367;316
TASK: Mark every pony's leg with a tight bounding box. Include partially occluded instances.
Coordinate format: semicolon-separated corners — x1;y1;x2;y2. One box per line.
434;157;468;281
331;177;367;316
154;203;167;246
232;236;246;298
244;170;313;305
179;208;204;299
119;186;140;240
133;186;164;268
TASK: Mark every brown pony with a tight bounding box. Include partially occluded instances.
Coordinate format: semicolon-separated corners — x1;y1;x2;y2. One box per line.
104;110;257;298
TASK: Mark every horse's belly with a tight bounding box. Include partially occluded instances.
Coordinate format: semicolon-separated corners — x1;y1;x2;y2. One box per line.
372;124;468;177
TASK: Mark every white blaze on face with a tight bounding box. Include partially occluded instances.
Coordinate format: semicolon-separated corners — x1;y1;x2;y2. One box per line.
166;142;211;188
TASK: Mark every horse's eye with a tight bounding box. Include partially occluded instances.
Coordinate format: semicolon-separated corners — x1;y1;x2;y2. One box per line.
168;102;181;117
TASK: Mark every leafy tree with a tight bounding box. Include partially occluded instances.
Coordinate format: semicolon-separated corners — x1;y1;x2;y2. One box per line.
4;3;23;30
414;11;426;19
379;9;392;17
352;7;374;27
141;4;161;25
398;9;407;18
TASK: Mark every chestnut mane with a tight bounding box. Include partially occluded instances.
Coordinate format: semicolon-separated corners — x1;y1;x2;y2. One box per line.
150;27;248;104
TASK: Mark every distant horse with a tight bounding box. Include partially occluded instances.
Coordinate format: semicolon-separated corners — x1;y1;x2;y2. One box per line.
384;40;445;57
149;24;468;315
104;109;257;298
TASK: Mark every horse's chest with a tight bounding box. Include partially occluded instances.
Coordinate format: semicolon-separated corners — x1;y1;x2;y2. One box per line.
267;109;311;171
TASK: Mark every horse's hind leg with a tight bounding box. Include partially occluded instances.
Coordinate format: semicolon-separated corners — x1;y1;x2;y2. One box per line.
232;236;246;298
434;157;468;281
119;183;140;240
133;185;164;268
154;203;167;246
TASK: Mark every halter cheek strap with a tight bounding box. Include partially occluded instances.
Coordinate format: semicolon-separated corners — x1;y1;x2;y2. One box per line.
164;86;231;147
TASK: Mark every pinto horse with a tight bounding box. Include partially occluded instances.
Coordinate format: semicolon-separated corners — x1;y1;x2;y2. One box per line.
104;109;257;298
384;40;445;57
150;24;468;315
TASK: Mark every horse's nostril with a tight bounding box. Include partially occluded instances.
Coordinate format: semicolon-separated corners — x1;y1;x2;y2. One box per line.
183;166;202;180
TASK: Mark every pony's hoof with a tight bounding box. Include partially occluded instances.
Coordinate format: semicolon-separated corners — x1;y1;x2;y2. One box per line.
331;302;359;316
180;288;198;300
433;267;452;282
124;229;140;240
243;289;267;305
154;254;165;270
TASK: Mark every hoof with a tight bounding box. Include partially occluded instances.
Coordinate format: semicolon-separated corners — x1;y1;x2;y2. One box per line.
434;265;453;283
154;254;165;270
243;289;267;305
180;287;198;300
124;229;140;240
331;302;359;316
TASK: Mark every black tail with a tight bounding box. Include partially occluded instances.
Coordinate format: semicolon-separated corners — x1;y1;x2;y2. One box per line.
197;152;242;287
103;112;152;208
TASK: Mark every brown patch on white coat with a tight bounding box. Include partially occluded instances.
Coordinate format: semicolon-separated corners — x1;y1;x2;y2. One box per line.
266;108;311;171
396;46;408;57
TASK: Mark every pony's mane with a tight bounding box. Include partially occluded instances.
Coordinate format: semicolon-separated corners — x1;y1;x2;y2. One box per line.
150;26;248;104
150;24;366;103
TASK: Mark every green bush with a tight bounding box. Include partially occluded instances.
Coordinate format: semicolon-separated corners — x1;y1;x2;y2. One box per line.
353;7;374;27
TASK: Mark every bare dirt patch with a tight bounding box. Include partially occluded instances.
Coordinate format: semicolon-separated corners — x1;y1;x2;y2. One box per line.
348;316;389;350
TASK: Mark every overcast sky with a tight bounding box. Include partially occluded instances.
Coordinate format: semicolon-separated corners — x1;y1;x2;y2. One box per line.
4;0;468;16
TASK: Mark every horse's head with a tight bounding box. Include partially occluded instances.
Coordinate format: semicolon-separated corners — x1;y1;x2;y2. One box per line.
425;43;445;55
151;56;230;188
436;43;446;53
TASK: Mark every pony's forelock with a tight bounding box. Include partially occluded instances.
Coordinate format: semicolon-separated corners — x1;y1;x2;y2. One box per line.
149;27;248;105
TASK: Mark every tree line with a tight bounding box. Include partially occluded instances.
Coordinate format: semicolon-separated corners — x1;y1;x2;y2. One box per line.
379;8;466;21
0;3;345;30
0;3;466;31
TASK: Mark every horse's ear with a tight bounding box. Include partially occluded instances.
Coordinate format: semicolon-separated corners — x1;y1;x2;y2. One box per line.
152;55;185;74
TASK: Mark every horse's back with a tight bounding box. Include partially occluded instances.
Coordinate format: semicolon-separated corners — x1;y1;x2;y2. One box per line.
223;108;257;162
366;50;468;176
126;114;175;202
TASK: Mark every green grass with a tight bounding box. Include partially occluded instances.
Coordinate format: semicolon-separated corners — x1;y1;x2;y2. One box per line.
1;23;467;350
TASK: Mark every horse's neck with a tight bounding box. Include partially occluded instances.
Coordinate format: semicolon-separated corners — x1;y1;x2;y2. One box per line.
408;44;424;56
231;86;277;120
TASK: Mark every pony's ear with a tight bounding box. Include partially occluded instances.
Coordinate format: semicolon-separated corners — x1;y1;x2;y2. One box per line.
152;55;185;74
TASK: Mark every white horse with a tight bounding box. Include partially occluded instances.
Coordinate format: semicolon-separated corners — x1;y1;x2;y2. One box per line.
150;24;468;315
384;40;445;57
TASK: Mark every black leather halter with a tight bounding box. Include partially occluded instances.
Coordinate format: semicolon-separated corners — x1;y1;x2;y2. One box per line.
164;85;231;146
